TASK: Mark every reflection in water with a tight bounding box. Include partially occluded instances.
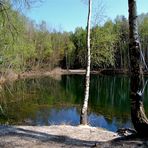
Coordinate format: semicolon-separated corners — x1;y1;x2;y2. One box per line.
35;108;80;126
1;74;146;131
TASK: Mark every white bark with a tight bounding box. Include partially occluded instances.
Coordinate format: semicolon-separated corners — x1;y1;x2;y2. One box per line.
80;0;92;124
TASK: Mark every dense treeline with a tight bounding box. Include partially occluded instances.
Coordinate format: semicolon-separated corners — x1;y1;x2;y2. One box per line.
0;4;148;73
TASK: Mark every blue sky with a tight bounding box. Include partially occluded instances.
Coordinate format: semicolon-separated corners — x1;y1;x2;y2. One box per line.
26;0;148;32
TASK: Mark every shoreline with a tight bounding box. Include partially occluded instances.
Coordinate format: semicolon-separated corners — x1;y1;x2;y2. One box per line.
1;67;148;84
20;68;129;78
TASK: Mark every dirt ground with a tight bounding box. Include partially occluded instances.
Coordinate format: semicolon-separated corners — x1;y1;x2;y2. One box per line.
0;125;148;148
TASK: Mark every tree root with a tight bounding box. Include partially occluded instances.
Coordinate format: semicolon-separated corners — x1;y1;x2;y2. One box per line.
116;128;137;136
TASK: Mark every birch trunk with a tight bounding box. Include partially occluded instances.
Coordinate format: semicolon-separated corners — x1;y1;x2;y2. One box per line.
80;0;92;125
128;0;148;136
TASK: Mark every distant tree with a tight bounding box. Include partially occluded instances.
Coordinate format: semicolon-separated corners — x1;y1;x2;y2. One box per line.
114;16;129;69
70;27;87;68
128;0;148;135
91;21;117;68
34;21;52;68
61;32;75;70
80;0;92;125
139;15;148;66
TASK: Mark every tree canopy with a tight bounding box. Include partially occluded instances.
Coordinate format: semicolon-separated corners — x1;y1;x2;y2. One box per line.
0;1;148;74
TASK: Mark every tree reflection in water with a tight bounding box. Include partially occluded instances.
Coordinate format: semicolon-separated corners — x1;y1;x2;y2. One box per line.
1;75;148;131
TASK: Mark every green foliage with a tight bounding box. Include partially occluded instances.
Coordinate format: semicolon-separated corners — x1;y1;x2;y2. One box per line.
138;15;148;67
113;16;129;69
0;7;36;72
70;27;87;68
0;1;148;72
91;21;117;68
33;21;52;68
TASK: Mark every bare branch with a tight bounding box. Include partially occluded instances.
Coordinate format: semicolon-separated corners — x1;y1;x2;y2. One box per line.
92;0;106;26
81;0;106;26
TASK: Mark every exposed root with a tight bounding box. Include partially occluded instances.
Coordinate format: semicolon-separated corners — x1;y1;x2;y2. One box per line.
116;128;137;136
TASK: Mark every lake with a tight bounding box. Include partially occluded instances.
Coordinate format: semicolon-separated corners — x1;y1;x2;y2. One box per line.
0;74;148;132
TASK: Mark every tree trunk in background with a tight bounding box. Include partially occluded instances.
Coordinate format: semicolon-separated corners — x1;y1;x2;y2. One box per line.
80;0;92;125
128;0;148;136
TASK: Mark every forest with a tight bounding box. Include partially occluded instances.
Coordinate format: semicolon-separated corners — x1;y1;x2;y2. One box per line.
0;1;148;74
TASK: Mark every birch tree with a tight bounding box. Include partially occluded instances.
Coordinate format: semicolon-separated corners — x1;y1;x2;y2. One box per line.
80;0;92;125
128;0;148;136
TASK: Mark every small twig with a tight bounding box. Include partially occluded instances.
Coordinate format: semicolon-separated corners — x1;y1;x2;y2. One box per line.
0;105;5;115
5;84;13;97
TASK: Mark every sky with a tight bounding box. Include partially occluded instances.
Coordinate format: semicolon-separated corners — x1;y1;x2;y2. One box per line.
25;0;148;32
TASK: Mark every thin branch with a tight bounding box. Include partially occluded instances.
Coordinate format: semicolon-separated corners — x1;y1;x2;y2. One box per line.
92;0;106;26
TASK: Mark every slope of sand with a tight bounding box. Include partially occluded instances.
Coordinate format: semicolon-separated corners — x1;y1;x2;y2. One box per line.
0;125;117;147
1;125;148;148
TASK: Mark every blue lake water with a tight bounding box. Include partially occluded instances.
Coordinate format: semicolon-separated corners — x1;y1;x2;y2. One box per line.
0;75;148;132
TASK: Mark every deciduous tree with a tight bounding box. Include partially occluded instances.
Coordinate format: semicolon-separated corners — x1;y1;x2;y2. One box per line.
80;0;92;125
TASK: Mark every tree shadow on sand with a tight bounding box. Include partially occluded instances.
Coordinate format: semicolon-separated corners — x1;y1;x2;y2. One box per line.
0;126;98;147
0;126;148;147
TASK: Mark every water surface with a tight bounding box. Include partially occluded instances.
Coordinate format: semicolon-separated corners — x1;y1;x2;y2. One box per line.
0;75;148;132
